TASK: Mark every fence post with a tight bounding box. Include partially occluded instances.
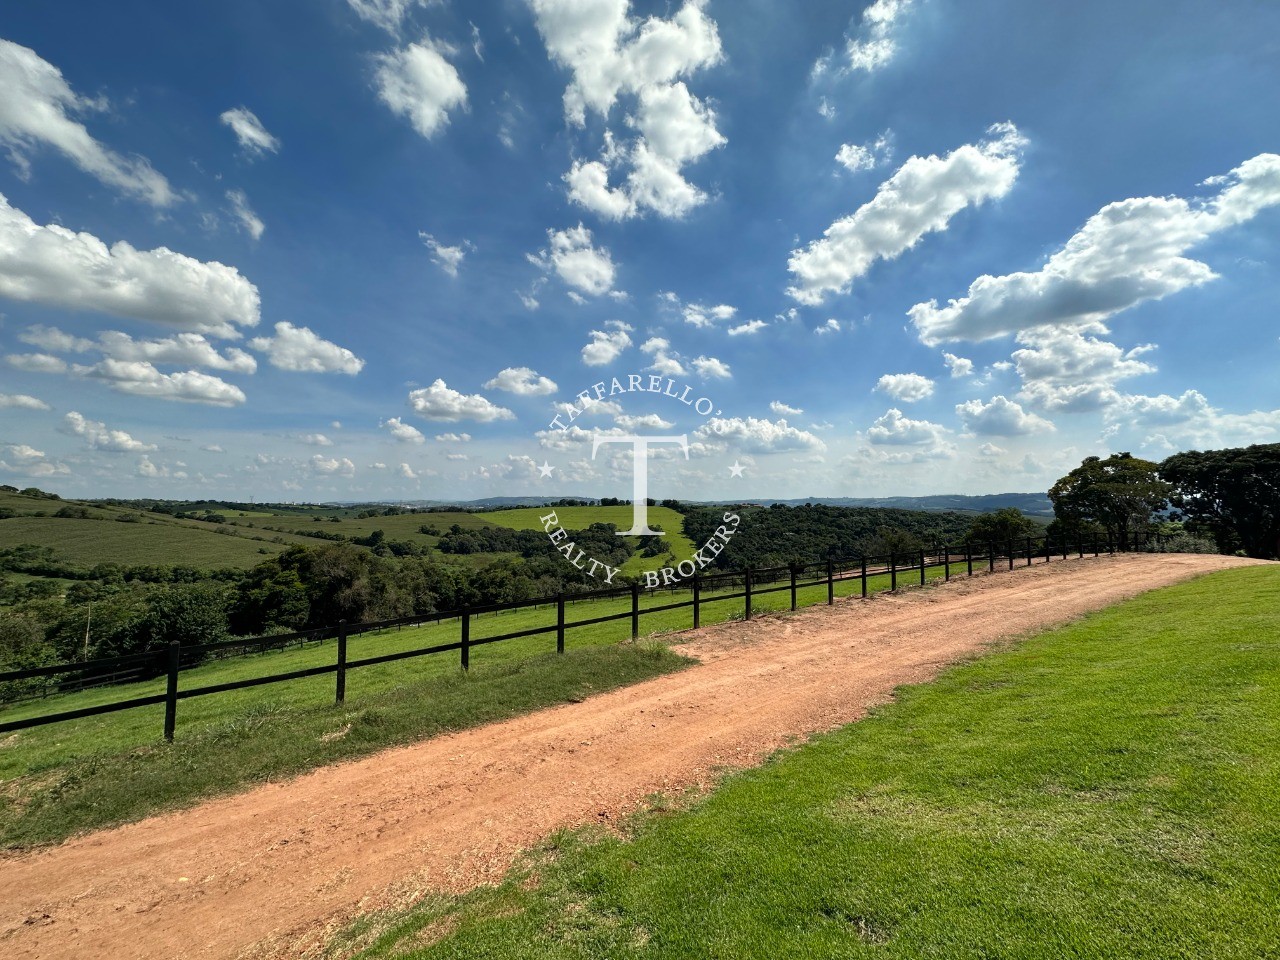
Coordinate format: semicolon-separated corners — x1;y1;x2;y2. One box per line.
693;573;702;628
461;610;470;671
1078;539;1084;559
943;545;950;581
631;582;641;639
744;569;753;620
1008;538;1015;571
919;549;926;586
988;542;996;574
967;543;973;577
336;619;347;704
890;552;897;591
1062;538;1069;561
1026;535;1033;567
1093;533;1099;556
827;559;835;604
1108;534;1114;555
163;640;179;742
861;557;868;599
556;594;565;655
789;564;799;611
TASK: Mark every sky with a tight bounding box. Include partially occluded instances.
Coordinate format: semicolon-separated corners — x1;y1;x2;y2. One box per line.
0;0;1278;504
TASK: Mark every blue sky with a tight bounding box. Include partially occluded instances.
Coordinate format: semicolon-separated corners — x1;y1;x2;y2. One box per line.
0;0;1277;503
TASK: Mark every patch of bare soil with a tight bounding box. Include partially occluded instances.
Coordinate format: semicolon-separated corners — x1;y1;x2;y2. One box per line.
0;553;1263;959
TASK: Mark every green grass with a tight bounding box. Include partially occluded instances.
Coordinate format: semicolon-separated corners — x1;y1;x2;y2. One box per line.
0;516;291;567
485;506;698;575
334;565;1280;960
0;644;689;849
0;560;943;843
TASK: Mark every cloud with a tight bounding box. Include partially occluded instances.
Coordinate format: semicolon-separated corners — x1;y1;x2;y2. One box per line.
309;455;356;478
375;38;468;139
0;39;174;205
0;393;50;410
226;189;265;240
836;131;893;172
770;401;803;416
582;321;633;366
18;324;94;352
63;410;156;452
0;444;69;477
484;366;558;396
845;0;916;72
346;0;428;33
407;379;514;422
682;301;736;328
434;432;471;443
219;107;280;158
695;416;826;454
0;194;261;338
382;417;426;443
1106;390;1280;449
6;353;66;373
867;408;950;446
955;395;1055;436
640;337;685;376
875;373;934;403
73;359;247;406
727;319;767;336
97;331;258;373
815;319;841;335
942;352;974;378
691;355;731;379
398;462;419;479
249;321;364;374
1011;326;1155;411
788;123;1025;305
532;0;726;220
530;223;617;296
420;232;471;276
299;433;333;447
909;153;1280;344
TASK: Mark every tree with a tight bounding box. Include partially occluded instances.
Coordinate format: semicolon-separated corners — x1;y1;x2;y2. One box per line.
1159;443;1280;559
965;508;1036;546
1048;453;1171;550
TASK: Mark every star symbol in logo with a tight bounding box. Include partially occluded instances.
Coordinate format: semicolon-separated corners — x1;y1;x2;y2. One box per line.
538;460;555;478
728;460;746;478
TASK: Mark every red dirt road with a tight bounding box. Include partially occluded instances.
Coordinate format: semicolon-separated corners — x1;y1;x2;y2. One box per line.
0;554;1263;959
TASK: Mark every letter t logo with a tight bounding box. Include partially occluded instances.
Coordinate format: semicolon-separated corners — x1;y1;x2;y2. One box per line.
591;434;689;535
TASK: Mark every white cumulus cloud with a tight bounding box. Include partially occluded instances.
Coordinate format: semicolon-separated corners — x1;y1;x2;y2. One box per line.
581;321;633;366
0;194;261;338
249;321;364;374
408;379;514;422
0;39;174;205
875;373;934;403
484;366;558;396
788;123;1025;305
375;38;468;139
63;410;156;452
910;153;1280;344
530;223;618;296
955;395;1055;436
382;417;426;443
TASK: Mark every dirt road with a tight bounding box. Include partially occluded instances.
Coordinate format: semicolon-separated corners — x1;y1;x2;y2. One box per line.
0;554;1263;959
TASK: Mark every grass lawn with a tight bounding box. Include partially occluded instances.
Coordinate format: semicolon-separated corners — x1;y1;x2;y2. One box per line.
485;506;698;576
0;516;290;567
334;565;1280;960
0;561;938;845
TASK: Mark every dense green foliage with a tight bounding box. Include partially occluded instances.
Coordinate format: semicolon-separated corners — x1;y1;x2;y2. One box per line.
1160;443;1280;559
681;503;975;568
1048;453;1172;548
338;566;1280;960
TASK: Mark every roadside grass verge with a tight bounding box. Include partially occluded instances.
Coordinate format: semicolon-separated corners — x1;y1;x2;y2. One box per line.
0;643;690;849
334;565;1280;960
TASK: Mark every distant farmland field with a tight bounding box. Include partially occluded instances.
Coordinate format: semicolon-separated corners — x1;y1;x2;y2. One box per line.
0;516;290;568
484;505;698;574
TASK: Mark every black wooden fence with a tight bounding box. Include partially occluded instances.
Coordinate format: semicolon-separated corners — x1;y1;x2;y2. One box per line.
0;530;1165;741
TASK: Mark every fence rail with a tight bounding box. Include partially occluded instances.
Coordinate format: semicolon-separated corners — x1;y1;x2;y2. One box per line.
0;530;1165;740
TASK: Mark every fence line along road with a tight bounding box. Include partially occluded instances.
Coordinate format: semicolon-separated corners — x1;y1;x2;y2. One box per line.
0;531;1167;741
